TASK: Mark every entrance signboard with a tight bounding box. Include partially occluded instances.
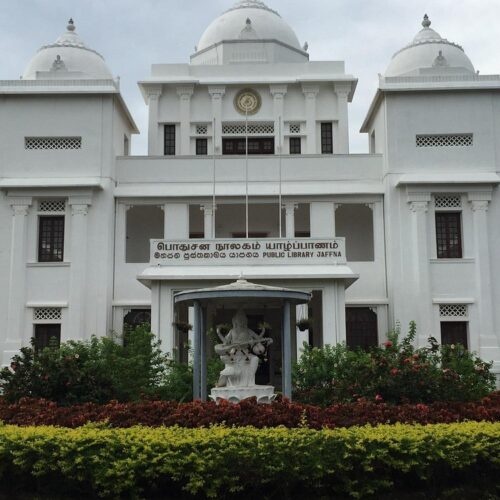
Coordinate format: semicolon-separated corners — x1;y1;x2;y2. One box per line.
150;238;346;266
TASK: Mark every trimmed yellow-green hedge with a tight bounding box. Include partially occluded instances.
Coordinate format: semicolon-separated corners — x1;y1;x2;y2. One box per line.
0;422;498;498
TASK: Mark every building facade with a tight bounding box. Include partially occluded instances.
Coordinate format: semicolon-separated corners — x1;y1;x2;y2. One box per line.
1;2;499;386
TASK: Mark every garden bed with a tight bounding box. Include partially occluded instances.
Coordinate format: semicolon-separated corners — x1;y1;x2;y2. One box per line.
0;392;498;428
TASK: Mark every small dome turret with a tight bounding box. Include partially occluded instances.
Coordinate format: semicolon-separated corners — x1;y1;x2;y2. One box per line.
385;15;475;77
22;19;113;80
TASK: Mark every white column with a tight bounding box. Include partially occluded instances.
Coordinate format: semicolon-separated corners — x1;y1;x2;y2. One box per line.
201;204;215;239
5;197;32;362
177;85;194;155
468;192;498;357
408;193;432;346
270;85;287;153
368;201;385;263
147;87;162;155
310;201;335;237
301;84;319;154
284;202;297;238
208;86;226;154
115;203;131;264
164;203;189;239
334;83;351;154
67;196;91;341
158;283;175;356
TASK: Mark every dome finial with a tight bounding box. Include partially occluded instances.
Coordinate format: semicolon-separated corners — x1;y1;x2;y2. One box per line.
422;14;431;28
67;18;75;32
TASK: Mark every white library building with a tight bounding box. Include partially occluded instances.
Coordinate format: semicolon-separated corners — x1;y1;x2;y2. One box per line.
1;0;499;387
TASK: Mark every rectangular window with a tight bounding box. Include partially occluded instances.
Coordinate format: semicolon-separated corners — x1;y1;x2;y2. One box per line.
346;307;378;350
321;122;333;154
441;321;468;348
289;137;301;154
435;212;462;258
196;138;208;155
123;135;129;156
222;138;275;155
34;324;61;352
38;216;64;262
164;125;176;155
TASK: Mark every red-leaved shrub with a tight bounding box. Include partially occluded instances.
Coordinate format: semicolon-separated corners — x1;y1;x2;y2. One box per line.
0;392;498;429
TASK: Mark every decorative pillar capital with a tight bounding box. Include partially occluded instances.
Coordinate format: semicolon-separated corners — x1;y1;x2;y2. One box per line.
270;84;288;98
409;201;429;213
201;204;217;216
301;84;319;98
8;197;32;216
333;83;351;98
283;202;298;215
470;200;489;212
407;192;431;212
68;196;92;216
468;191;491;212
146;86;162;102
176;85;194;100
208;85;226;99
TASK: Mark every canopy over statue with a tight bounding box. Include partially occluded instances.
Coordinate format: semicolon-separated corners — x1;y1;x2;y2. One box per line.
174;279;311;403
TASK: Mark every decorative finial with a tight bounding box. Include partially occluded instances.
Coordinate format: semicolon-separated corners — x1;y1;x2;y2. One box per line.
303;41;309;51
67;18;75;31
422;14;431;28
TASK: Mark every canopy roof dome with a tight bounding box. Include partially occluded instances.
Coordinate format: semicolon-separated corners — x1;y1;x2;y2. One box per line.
22;19;113;80
385;15;475;77
196;0;302;53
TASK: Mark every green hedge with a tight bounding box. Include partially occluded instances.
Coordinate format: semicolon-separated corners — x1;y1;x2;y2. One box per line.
0;422;498;498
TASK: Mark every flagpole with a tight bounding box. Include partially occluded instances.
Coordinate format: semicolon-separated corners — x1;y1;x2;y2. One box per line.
278;116;282;238
245;108;249;239
212;117;216;238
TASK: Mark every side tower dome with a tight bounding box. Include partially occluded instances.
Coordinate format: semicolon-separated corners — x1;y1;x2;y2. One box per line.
192;0;307;65
22;19;113;80
385;15;475;77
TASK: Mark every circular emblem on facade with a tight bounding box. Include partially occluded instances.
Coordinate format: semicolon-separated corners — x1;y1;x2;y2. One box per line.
234;88;261;115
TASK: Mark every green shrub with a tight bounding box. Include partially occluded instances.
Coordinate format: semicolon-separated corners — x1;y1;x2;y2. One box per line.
293;321;496;405
0;325;167;405
0;422;498;498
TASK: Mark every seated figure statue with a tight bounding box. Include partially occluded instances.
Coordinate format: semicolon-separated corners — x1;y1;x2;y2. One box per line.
215;309;272;388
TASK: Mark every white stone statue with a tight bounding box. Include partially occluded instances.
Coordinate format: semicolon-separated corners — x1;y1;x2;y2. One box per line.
210;309;275;403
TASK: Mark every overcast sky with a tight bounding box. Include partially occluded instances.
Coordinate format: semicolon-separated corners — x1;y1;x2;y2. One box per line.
1;0;499;154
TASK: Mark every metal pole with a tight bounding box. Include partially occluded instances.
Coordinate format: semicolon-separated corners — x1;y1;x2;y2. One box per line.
278;116;282;238
193;300;201;400
200;306;207;402
245;108;249;238
282;300;292;400
212;117;216;238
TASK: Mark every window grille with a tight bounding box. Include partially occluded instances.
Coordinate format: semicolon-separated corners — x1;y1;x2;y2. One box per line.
196;124;208;135
196;138;208;155
435;212;462;259
321;122;333;154
222;123;274;135
289;123;301;134
38;200;66;213
289;137;301;154
439;304;468;318
34;307;62;321
435;195;462;209
416;134;473;147
164;125;175;155
38;216;65;262
25;137;82;150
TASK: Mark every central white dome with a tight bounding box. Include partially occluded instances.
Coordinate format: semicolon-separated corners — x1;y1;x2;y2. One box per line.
197;0;302;53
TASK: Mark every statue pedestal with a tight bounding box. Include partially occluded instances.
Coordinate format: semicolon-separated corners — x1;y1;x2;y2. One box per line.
210;385;276;404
